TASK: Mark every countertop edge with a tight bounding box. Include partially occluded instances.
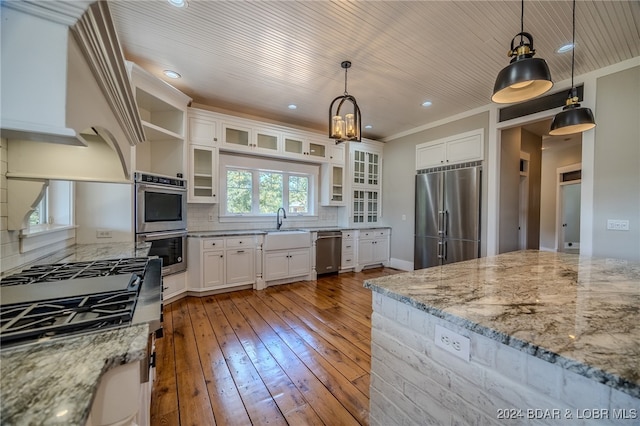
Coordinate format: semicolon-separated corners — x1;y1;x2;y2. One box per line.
364;280;640;399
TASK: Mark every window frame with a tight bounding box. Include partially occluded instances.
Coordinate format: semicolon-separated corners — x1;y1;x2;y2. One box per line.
219;153;318;223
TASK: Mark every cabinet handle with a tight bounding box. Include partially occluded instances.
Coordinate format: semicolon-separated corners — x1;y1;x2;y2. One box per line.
214;137;218;142
346;245;352;249
237;250;245;253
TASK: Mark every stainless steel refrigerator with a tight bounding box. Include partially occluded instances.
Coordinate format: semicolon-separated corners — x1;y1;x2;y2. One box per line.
414;166;481;269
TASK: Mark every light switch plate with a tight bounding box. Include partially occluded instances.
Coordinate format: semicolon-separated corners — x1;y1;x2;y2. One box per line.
435;324;470;362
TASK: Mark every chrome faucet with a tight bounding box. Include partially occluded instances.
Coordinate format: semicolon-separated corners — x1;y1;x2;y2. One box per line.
276;207;287;230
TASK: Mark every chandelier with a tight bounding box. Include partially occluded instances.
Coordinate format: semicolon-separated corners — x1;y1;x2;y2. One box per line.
329;61;361;143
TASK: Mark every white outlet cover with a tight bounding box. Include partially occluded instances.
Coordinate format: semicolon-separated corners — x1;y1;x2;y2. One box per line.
434;324;470;362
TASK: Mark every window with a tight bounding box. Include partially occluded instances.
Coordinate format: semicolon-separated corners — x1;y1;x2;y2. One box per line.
220;154;317;219
29;189;48;226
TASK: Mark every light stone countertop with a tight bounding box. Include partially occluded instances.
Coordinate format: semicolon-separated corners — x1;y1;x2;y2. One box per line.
0;242;154;424
187;226;390;238
0;324;149;425
363;250;640;398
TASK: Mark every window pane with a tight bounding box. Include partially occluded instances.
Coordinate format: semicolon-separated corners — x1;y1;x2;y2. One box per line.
29;193;47;225
227;170;252;214
288;175;308;214
259;172;283;214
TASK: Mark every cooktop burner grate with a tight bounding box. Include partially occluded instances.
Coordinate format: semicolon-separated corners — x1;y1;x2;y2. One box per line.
0;258;149;286
0;290;138;346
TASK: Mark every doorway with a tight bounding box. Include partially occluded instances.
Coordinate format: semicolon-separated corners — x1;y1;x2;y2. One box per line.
498;119;582;253
557;164;582;253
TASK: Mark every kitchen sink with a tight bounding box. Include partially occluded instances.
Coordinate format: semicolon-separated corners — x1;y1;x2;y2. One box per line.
264;230;310;251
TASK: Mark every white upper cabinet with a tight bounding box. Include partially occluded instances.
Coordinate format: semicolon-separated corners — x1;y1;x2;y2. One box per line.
188;115;218;146
283;134;327;161
222;121;281;156
128;62;191;177
416;129;484;170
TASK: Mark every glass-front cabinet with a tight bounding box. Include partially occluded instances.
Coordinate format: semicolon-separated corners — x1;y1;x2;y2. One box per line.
283;134;326;161
320;163;345;206
188;145;218;203
350;143;383;225
222;122;280;156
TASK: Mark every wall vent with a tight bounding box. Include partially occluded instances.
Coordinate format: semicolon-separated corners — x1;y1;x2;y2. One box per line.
499;85;584;122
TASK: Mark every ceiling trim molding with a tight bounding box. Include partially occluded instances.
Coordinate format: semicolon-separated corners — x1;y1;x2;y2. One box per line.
2;0;92;26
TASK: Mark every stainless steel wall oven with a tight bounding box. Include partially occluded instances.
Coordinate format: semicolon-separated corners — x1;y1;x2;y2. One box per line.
135;172;187;275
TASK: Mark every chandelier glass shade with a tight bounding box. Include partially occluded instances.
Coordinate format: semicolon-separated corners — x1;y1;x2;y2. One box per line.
329;61;361;143
492;0;553;103
549;0;596;136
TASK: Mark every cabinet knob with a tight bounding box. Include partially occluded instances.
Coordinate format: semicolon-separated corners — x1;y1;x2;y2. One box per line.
214;137;218;142
220;255;224;258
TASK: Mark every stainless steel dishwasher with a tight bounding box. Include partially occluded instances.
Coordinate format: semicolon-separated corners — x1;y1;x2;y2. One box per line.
316;231;342;275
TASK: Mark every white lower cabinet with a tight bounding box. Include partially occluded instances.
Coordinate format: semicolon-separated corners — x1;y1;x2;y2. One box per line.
264;248;310;282
189;236;256;292
356;229;390;272
341;230;355;271
162;272;187;301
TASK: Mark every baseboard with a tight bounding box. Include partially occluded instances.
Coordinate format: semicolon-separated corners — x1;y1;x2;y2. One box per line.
389;257;413;271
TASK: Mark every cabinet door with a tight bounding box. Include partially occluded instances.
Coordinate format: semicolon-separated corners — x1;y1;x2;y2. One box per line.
226;249;254;285
307;141;326;160
357;239;374;264
283;136;304;156
189;145;218;203
222;122;251;150
255;128;280;154
264;251;289;281
446;133;483;164
328;144;345;165
203;250;225;288
416;142;446;169
287;249;310;277
320;163;345;206
373;238;389;263
189;116;218;146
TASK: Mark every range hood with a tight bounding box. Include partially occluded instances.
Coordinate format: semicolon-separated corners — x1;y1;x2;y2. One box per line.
1;0;144;183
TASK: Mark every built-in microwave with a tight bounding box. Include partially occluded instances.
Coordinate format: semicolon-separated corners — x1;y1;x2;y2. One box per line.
135;172;187;234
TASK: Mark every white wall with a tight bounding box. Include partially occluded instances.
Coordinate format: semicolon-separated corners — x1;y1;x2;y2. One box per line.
591;66;640;261
75;182;134;243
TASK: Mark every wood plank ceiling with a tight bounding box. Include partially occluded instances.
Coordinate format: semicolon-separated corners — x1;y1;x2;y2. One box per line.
109;1;640;140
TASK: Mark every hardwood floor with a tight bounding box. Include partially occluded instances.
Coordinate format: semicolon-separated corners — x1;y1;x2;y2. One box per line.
150;267;401;426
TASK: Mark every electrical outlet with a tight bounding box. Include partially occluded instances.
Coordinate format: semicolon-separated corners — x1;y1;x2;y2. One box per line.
208;214;215;222
434;324;470;362
607;219;630;231
96;230;112;238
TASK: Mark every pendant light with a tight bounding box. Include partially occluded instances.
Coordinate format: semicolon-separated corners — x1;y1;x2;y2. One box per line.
549;0;596;136
329;61;361;143
492;0;553;104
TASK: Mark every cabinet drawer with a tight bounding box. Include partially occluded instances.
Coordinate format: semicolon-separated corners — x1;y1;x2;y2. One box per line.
360;229;388;239
342;231;354;239
342;240;354;253
341;255;355;268
201;238;224;250
226;237;254;248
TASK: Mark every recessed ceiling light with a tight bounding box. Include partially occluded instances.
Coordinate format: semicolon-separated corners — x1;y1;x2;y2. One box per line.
365;125;373;129
288;104;297;110
557;43;574;54
163;70;181;79
421;100;433;107
167;0;187;7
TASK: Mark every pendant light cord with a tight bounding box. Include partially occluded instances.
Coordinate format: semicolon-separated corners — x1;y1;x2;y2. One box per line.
571;0;576;89
520;0;524;43
344;67;348;96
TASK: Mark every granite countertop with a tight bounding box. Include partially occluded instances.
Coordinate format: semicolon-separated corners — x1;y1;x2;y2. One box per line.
364;250;640;398
0;324;149;425
187;226;391;238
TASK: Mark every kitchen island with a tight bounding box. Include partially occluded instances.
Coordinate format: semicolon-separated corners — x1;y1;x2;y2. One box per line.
364;250;639;425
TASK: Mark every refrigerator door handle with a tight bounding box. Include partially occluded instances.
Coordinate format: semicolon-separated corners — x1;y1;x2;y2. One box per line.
443;240;447;260
438;210;445;235
444;210;449;237
437;241;444;259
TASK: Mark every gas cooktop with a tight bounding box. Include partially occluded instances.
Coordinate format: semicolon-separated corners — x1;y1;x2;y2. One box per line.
0;258;150;286
0;258;159;348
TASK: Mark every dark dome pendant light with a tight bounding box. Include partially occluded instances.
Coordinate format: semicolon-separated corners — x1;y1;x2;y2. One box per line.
492;0;553;104
549;0;596;136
